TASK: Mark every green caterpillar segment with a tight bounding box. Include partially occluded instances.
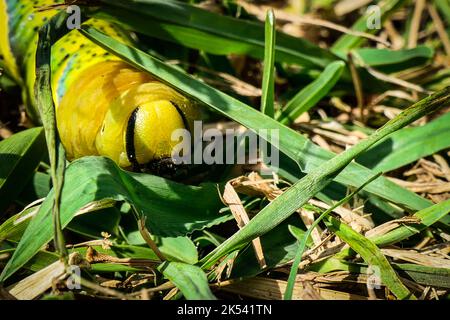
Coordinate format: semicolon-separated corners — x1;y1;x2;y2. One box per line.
2;0;200;171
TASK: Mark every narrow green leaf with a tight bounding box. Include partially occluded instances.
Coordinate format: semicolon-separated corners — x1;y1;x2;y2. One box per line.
353;46;434;72
0;128;46;213
324;217;415;300
276;61;345;124
373;198;450;247
35;15;70;260
311;259;450;289
436;0;450;23
158;262;216;300
357;112;450;172
261;10;276;117
393;264;450;289
81;26;436;213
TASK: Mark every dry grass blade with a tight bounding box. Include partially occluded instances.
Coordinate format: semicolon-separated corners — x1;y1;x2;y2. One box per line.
138;216;167;261
7;260;65;300
427;3;450;57
218;277;372;300
381;249;450;268
239;0;391;47
408;0;426;48
223;180;266;269
335;0;373;16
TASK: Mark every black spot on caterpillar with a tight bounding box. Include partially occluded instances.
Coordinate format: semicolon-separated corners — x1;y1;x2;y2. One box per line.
125;107;141;172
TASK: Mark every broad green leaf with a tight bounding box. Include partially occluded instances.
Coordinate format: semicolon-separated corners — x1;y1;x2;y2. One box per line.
121;216;212;264
81;26;436;214
276;61;345;125
0;156;231;281
158;262;216;300
357;112;450;172
0;206;39;244
0;127;46;213
154;236;198;264
67;207;121;238
324;217;414;300
17;172;51;206
260;9;276;117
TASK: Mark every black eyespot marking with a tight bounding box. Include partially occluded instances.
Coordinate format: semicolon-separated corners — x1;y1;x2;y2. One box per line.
126;107;141;172
170;101;189;130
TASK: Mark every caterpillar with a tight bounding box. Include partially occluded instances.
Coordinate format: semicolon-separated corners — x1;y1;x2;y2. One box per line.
0;0;199;172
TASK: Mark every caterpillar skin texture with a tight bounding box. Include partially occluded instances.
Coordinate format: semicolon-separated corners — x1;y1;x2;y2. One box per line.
0;0;198;170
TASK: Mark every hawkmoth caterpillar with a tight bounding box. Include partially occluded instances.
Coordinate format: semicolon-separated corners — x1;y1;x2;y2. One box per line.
0;0;199;172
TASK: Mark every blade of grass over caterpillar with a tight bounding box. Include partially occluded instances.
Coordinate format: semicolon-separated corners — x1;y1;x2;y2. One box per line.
81;26;445;214
284;172;382;300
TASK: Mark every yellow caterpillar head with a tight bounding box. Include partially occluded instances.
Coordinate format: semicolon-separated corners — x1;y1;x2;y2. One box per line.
56;60;198;171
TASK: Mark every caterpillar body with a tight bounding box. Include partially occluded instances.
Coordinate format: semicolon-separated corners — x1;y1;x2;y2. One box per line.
0;0;198;171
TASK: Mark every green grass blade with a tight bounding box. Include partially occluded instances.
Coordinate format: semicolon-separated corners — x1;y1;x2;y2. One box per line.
0;157;231;282
261;10;276;117
35;19;68;260
373;199;450;246
276;61;345;125
324;216;415;299
353;46;434;72
357;112;450;172
332;0;406;54
201;88;450;269
284;172;382;300
80;26;438;213
94;0;339;69
0;128;46;213
436;0;450;23
158;262;216;300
